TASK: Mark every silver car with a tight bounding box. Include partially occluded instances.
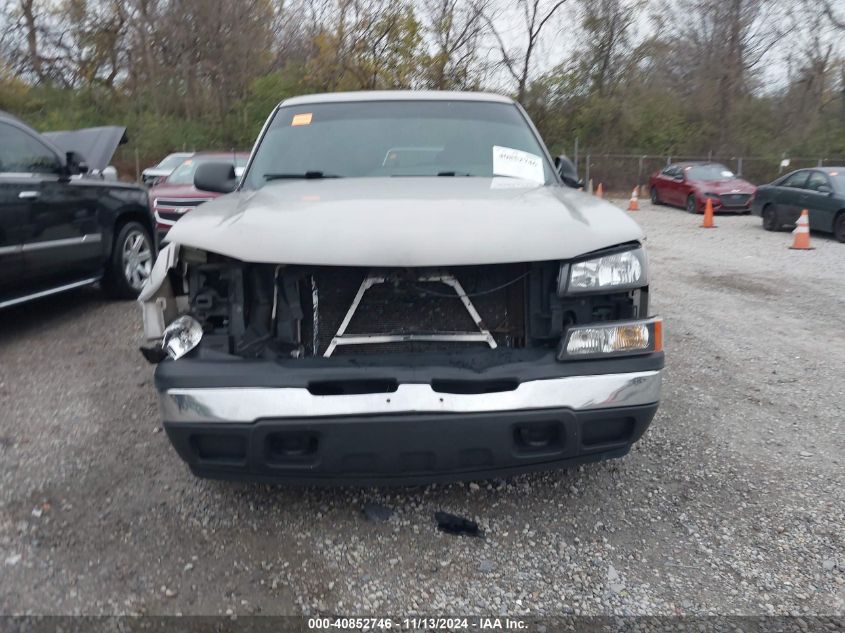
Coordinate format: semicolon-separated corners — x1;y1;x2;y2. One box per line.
140;91;663;485
141;152;194;186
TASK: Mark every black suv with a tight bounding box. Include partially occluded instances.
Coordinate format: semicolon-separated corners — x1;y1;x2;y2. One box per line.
0;111;154;308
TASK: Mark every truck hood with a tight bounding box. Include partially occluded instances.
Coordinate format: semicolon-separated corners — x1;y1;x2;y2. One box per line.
164;177;644;266
42;126;127;173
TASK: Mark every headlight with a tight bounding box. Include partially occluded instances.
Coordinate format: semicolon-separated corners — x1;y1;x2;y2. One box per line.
703;192;719;199
559;318;662;360
561;247;647;294
162;315;203;360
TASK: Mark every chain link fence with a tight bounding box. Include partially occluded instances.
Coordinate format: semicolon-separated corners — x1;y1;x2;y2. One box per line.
567;153;845;194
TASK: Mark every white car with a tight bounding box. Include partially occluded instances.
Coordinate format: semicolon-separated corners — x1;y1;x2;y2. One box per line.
141;152;194;186
140;91;663;485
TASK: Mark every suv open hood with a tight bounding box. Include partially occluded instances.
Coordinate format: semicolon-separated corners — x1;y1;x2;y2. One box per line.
164;177;644;266
42;126;127;173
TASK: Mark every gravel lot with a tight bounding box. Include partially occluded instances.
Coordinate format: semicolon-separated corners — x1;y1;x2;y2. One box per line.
1;200;844;617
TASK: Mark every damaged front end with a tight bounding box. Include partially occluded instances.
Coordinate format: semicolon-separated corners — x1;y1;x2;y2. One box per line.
141;244;663;485
142;244;655;362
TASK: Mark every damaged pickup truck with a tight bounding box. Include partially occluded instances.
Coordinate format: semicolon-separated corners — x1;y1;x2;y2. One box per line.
140;91;663;485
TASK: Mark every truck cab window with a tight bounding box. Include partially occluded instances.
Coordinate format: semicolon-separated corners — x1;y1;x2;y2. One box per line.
0;122;61;174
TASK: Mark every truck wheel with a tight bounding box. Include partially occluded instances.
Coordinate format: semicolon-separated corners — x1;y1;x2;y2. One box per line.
762;205;780;232
686;194;698;214
650;187;660;205
835;213;845;243
103;221;154;299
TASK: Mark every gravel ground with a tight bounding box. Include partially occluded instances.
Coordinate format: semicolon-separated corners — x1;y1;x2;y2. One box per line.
1;200;844;617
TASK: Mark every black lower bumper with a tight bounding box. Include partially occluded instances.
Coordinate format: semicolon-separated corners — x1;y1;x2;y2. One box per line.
163;403;658;486
157;350;662;485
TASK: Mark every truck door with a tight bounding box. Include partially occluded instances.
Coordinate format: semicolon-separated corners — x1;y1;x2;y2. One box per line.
0;124;35;300
0;179;28;299
27;178;102;281
2;126;102;284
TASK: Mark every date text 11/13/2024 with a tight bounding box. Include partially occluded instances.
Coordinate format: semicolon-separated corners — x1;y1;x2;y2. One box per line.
307;617;529;630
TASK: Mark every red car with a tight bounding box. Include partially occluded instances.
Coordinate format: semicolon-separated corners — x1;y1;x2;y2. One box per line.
648;162;756;214
150;152;248;242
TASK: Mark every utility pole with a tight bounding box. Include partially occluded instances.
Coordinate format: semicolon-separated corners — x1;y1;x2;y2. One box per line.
573;137;579;177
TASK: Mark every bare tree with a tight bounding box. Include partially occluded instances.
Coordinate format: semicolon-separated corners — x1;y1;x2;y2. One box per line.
485;0;568;102
19;0;45;79
420;0;489;89
667;0;785;151
771;0;844;153
272;0;317;67
304;0;424;91
576;0;644;97
819;0;844;30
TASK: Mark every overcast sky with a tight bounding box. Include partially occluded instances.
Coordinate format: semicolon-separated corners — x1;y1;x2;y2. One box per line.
479;0;843;95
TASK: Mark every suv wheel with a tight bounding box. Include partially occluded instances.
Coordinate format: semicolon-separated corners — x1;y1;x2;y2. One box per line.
762;205;780;232
104;221;154;298
835;213;845;243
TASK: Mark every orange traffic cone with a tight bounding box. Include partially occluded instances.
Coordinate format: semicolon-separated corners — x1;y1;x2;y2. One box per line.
596;183;604;198
701;197;716;228
627;187;639;211
790;209;814;250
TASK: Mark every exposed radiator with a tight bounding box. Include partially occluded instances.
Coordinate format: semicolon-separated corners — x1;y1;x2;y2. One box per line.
301;265;528;356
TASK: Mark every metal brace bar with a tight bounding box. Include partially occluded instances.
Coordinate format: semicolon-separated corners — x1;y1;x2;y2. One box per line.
329;333;494;345
417;274;496;347
323;271;497;357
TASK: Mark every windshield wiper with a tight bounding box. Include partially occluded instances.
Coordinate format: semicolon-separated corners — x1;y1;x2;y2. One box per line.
436;171;473;177
264;171;341;180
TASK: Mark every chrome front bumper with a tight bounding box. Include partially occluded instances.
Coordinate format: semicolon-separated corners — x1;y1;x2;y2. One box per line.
158;369;662;424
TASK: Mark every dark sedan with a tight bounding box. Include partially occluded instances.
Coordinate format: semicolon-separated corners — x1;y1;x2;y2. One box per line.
752;167;845;242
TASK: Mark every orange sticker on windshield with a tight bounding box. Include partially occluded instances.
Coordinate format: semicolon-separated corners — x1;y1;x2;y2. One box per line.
291;113;313;126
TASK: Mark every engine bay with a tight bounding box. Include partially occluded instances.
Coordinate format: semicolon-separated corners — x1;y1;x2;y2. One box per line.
168;249;647;361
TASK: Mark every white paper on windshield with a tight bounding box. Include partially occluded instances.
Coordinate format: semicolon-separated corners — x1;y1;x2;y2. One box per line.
492;146;545;184
490;177;539;189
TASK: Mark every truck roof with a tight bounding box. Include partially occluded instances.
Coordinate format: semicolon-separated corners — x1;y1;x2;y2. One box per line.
280;90;514;108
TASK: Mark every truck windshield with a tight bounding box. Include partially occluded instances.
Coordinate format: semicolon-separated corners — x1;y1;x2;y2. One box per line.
243;100;555;188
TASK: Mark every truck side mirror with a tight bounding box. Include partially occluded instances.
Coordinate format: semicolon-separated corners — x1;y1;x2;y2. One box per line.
65;151;89;176
194;162;238;194
555;154;582;189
